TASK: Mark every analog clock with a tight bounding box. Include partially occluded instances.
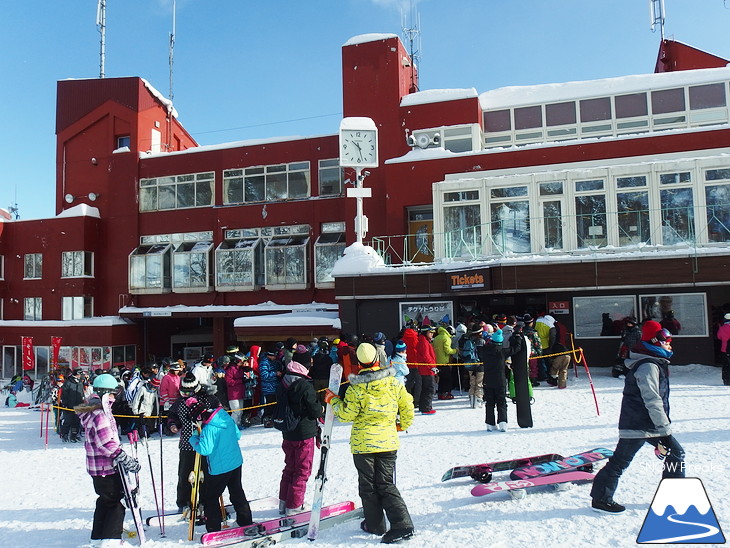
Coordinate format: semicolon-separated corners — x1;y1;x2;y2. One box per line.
339;117;378;168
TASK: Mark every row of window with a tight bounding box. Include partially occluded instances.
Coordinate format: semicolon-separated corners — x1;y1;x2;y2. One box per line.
23;296;93;321
482;79;730;148
1;344;135;379
139;160;345;212
22;251;93;280
129;225;346;293
435;155;730;259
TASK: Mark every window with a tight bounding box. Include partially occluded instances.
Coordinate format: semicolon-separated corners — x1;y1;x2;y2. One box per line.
580;97;612;122
615;93;648;118
545;102;576;126
443;191;482;259
112;345;137;369
689;83;726;110
640;293;707;336
443;126;476;153
24;297;42;320
318;159;344;196
215;236;263;290
575;179;607;248
129;243;171;292
573;295;636;338
0;255;4;279
490;186;530;254
315;222;346;286
62;296;93;320
484;109;511;132
617;190;650;246
139;172;214;212
61;251;93;277
660;172;692;185
651;88;685;114
514;106;542;130
265;235;309;288
172;241;212;291
116;135;131;149
704;169;730;243
660;187;694;244
223;162;310;204
24;253;42;279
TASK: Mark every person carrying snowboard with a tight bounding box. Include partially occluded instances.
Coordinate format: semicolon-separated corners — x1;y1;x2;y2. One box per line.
75;373;141;547
324;342;415;544
590;321;685;513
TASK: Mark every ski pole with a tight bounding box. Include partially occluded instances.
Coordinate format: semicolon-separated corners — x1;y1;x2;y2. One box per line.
578;349;600;416
158;395;165;537
44;403;51;449
142;422;164;536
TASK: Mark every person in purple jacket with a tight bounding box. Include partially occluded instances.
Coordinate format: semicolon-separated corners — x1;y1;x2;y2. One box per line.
75;373;141;547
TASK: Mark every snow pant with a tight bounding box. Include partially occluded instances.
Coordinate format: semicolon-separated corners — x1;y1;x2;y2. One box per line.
722;352;730;386
200;465;252;532
261;393;277;419
278;437;315;510
549;355;571;388
404;369;421;408
229;398;244;427
437;365;454;394
528;358;539;380
536;358;548;381
418;375;434;413
90;473;125;541
467;371;484;400
177;449;208;509
590;435;685;503
60;409;80;439
353;451;413;534
482;377;507;425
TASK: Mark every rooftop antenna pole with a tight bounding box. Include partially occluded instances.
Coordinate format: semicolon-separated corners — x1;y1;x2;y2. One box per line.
169;0;176;103
96;0;106;78
650;0;666;41
401;0;421;93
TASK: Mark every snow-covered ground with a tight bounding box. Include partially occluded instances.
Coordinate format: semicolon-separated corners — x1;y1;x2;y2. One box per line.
1;363;728;548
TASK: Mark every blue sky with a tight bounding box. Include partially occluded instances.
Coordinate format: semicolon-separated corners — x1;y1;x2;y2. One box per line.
2;0;730;220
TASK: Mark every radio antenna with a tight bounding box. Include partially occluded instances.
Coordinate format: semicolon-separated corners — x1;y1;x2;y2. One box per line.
96;0;106;78
169;0;176;103
401;0;421;93
650;0;666;40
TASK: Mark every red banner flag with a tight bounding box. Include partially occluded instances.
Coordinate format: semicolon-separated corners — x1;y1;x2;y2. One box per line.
22;337;34;371
51;336;63;369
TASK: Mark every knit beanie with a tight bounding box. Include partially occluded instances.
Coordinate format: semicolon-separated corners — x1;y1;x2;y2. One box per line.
641;320;664;345
292;344;311;365
180;372;199;392
491;328;504;344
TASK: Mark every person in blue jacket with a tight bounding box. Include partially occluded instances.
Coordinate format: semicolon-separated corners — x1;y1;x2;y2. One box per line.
188;396;253;532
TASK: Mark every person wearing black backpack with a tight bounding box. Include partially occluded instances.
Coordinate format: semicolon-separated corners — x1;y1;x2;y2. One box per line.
276;345;323;516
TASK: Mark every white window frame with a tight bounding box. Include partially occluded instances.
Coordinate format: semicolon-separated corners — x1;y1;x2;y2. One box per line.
172;240;213;292
318;159;344;196
24;253;42;279
61;250;94;278
23;297;42;321
139;171;215;212
129;243;172;294
62;296;93;320
314;222;346;287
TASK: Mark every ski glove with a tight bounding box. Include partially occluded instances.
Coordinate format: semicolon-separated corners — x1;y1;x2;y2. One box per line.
323;389;338;405
114;450;141;473
654;436;672;460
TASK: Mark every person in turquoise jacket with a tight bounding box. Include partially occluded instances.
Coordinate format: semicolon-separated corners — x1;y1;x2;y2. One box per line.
188;396;253;532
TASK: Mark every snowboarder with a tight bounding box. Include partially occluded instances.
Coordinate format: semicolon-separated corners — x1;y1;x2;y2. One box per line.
590;321;685;513
75;373;141;547
325;342;415;544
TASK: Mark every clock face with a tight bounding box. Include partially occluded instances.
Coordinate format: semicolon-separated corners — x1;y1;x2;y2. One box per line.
340;129;378;167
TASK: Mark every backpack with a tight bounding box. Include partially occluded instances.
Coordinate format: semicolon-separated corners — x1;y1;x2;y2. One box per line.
272;382;300;432
460;338;479;371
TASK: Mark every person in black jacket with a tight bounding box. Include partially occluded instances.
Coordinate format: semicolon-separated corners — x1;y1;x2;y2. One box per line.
277;345;323;516
309;338;333;405
60;369;86;442
480;327;521;432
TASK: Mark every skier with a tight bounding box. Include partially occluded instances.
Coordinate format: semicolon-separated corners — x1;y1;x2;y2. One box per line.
258;348;283;428
188;396;254;532
717;312;730;386
75;373;141;547
324;342;415;544
60;369;85;442
590;321;685;513
277;345;323;516
480;327;520;431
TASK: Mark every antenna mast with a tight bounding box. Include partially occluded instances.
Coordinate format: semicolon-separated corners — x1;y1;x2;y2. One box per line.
169;0;176;103
650;0;666;40
401;0;421;93
96;0;106;78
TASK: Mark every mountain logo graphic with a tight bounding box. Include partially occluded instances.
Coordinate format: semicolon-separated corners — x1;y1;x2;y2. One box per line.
637;477;725;544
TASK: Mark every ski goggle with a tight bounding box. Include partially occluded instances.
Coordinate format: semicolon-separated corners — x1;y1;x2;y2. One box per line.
652;328;672;344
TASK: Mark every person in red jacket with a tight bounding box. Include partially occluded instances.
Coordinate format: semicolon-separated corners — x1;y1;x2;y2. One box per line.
400;323;420;409
413;325;437;414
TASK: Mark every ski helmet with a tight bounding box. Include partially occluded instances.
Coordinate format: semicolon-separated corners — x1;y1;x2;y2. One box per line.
92;373;119;396
356;342;378;368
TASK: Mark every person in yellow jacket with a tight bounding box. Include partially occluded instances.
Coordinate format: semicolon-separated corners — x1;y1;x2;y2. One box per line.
324;342;415;545
433;325;457;400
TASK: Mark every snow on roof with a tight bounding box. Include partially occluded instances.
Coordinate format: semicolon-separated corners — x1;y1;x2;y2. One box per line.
343;33;398;47
234;311;340;329
401;88;478;107
141;78;179;118
119;301;337;315
330;242;385;276
56;203;101;219
480;66;730;110
0;316;133;328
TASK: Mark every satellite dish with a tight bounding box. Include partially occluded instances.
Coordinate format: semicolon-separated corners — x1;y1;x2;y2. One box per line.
415;133;431;149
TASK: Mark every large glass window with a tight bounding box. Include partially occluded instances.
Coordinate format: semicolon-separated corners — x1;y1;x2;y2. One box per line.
490;186;530;254
640;293;707;336
172;241;212;290
652;88;685;114
129;244;171;291
514;106;542;130
545;102;576;126
443;187;481;261
224;162;310;203
265;236;309;287
140;172;214;212
61;251;93;277
24;253;42;279
215;238;262;290
318;159;343;196
704;169;730;242
315;223;346;286
617;190;650;246
24;297;42;320
689;83;726;110
542;200;563;250
484;109;511;132
615;93;648;118
660;187;694;244
580;97;612;122
574;295;637;338
62;296;93;320
575;179;607;248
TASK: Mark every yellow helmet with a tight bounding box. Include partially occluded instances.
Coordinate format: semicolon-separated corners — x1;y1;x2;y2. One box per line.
356;342;379;368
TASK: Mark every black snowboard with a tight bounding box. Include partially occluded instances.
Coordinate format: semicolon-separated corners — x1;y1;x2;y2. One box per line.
510;335;533;428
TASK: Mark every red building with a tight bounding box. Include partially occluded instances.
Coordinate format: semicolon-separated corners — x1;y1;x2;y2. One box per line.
1;33;729;378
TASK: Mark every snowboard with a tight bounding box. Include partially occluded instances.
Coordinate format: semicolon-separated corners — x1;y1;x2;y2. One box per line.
509;336;533;428
509;448;613;480
471;470;595;497
201;500;356;545
441;453;564;483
